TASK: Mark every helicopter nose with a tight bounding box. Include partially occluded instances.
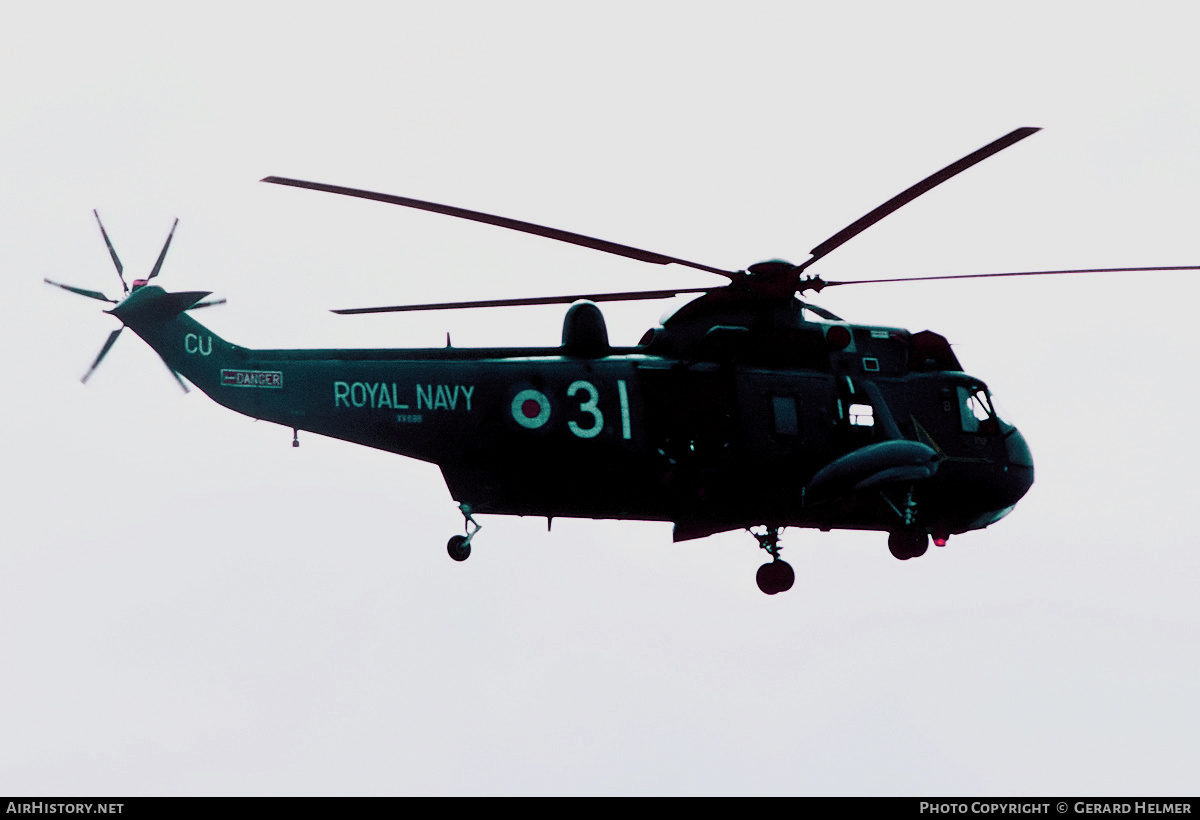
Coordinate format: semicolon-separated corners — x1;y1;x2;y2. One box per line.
954;428;1035;531
1006;427;1033;468
1004;428;1035;501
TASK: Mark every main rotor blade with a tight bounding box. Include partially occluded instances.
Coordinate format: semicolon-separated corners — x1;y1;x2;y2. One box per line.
188;297;227;310
262;176;738;279
44;278;118;303
820;264;1200;288
800;127;1041;271
147;218;178;281
93;210;128;294
81;328;122;384
332;286;714;314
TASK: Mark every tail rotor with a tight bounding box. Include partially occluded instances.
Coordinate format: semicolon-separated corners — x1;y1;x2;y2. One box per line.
47;212;221;390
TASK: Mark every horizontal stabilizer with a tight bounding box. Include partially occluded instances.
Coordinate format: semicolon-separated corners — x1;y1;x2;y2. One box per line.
108;289;214;322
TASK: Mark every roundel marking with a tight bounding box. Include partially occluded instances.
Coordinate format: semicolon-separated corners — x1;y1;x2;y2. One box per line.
512;389;551;429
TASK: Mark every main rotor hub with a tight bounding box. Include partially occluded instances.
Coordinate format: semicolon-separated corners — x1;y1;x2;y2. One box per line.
746;259;796;278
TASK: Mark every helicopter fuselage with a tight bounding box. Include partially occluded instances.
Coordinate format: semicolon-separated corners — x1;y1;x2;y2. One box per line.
111;285;1033;543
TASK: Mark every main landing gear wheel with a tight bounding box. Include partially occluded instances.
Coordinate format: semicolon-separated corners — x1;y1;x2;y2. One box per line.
750;525;794;595
446;503;481;562
447;535;471;562
756;560;795;595
888;530;929;561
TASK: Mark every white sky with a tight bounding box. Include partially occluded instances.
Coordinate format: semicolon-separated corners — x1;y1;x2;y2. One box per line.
3;0;1198;796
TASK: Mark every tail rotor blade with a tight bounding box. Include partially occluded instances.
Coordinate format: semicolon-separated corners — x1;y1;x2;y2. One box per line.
44;278;117;304
93;210;129;294
147;218;179;281
161;358;190;393
81;327;122;384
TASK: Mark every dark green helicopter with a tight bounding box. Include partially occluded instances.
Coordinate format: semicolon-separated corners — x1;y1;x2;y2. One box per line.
47;127;1199;594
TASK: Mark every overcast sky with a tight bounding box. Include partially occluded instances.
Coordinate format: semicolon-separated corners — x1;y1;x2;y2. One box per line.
3;0;1198;796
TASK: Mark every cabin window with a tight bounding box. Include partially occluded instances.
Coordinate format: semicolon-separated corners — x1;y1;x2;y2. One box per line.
848;403;874;427
771;395;798;436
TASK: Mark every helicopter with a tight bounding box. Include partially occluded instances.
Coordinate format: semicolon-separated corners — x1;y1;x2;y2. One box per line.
46;127;1200;595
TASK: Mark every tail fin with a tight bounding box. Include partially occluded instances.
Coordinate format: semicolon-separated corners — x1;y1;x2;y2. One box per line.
106;285;241;396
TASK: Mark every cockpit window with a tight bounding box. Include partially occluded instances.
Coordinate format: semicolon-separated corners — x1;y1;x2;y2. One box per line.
958;385;1000;434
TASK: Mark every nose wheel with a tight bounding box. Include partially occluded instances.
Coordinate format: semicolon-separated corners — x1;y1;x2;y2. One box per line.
446;503;481;562
751;526;795;595
883;486;929;560
888;530;929;560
